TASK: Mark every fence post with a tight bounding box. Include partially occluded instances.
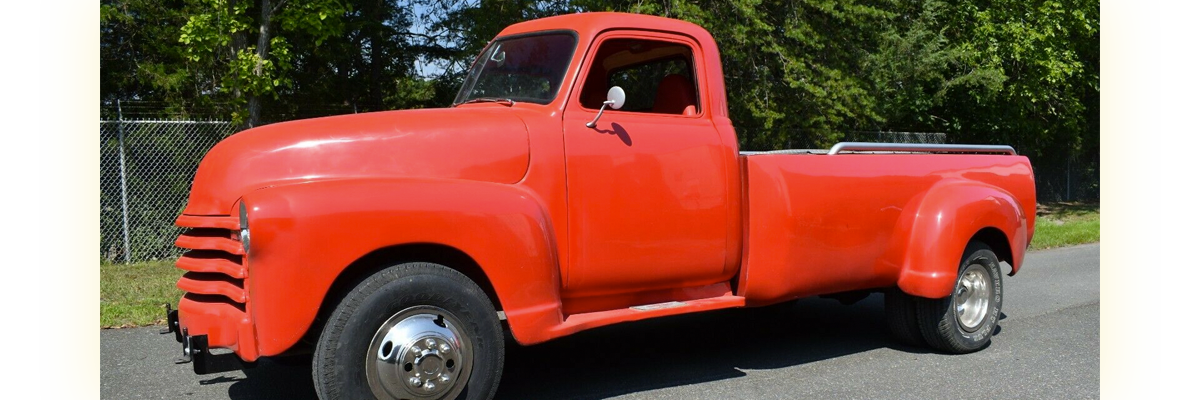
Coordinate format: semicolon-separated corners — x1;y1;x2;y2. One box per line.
1066;155;1072;201
117;100;132;264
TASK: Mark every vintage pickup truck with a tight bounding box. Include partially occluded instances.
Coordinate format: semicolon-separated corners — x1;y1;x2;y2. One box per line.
164;12;1036;400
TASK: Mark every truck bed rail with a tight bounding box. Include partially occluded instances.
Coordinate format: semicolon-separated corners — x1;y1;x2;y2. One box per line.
828;142;1016;155
740;142;1017;156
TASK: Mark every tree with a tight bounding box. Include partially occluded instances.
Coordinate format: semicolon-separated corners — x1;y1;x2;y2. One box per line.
867;0;1099;199
102;0;208;116
866;0;1007;132
100;0;1099;199
178;0;348;127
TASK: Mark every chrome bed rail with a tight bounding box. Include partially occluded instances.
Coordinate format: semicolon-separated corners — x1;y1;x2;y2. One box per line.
739;142;1017;156
828;142;1017;155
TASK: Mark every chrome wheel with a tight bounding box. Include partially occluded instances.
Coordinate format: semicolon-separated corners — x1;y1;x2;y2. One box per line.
953;264;992;332
366;306;473;400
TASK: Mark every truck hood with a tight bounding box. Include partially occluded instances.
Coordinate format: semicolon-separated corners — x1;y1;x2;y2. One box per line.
182;107;530;215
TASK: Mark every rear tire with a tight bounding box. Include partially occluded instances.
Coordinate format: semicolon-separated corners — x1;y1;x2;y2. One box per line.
914;241;1004;353
884;288;926;347
312;262;504;400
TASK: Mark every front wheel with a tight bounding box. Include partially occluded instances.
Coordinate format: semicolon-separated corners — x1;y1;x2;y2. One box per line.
312;262;504;400
913;241;1004;353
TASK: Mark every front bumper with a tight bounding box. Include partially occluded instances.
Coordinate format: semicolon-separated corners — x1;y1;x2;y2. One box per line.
169;214;260;374
163;305;256;374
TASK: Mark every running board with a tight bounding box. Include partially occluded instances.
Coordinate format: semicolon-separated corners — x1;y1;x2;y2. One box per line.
549;293;745;337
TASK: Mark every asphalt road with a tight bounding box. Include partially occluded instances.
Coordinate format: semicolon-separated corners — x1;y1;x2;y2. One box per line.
102;243;1099;399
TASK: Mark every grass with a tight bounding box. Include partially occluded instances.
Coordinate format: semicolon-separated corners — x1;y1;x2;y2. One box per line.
98;202;1098;328
100;260;182;328
1030;202;1100;250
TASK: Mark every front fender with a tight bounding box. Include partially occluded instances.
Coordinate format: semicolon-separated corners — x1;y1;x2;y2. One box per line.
897;179;1030;299
240;178;563;356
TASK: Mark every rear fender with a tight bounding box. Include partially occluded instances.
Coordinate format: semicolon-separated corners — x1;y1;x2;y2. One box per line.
240;178;563;356
897;180;1029;299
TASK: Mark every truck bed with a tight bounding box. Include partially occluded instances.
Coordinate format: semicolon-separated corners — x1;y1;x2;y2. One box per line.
736;144;1036;304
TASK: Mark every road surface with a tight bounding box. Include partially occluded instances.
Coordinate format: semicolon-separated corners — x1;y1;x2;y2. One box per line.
101;243;1099;399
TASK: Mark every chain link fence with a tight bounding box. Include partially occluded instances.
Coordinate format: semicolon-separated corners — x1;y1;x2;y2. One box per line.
101;119;236;263
1030;154;1099;203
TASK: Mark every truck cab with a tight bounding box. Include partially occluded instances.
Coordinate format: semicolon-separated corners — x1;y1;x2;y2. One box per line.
166;12;1035;400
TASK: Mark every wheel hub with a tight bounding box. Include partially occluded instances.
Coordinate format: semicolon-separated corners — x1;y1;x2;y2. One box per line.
367;306;472;399
953;264;992;332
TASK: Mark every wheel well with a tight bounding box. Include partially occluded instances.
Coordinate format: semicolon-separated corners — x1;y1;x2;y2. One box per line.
298;243;504;351
971;227;1013;272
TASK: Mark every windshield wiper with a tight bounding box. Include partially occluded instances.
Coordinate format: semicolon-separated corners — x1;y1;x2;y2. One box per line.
453;97;515;107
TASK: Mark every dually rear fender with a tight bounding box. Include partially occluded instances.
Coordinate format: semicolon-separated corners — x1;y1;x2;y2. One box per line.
896;179;1030;299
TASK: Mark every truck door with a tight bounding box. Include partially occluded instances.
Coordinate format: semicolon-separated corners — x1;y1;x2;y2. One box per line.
561;31;730;296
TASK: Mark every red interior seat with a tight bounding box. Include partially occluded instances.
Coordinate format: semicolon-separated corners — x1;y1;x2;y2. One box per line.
651;74;697;115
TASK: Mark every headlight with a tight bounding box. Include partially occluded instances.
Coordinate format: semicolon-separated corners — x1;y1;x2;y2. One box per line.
239;201;251;255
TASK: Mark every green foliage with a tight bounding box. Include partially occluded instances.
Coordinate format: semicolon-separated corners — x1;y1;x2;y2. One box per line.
278;0;346;40
177;1;251;61
101;0;1099;199
177;0;348;125
388;75;439;109
101;0;204;113
867;0;1007;130
920;0;1099;154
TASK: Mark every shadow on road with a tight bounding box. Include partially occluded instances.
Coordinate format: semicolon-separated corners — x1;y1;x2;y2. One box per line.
221;294;929;399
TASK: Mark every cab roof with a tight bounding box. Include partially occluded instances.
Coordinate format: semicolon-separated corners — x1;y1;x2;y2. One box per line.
496;12;714;43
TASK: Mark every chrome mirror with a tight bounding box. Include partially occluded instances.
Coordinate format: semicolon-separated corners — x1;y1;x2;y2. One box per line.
585;86;625;128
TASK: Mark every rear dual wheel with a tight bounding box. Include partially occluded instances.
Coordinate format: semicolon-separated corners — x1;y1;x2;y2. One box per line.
885;241;1004;353
313;262;504;400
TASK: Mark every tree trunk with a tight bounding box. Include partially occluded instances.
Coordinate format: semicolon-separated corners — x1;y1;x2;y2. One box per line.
230;0;249;129
247;0;276;128
369;0;383;111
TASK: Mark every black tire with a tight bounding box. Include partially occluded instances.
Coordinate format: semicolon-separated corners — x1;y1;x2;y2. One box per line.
312;262;504;400
884;288;927;347
914;241;1004;353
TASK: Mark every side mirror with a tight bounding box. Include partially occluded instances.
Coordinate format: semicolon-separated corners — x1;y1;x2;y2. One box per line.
585;86;625;128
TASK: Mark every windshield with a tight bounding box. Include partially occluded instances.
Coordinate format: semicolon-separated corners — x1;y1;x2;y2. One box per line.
454;32;577;105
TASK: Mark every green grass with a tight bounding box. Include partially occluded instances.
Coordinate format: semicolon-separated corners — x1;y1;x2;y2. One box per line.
1030;202;1100;250
100;260;182;328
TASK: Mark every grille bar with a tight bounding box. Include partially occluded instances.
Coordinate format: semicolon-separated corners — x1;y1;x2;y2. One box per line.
176;251;247;279
175;233;245;256
176;214;240;230
174;216;248;305
177;272;247;303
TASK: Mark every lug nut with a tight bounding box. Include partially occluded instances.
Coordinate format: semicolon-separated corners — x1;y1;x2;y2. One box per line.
439;343;452;353
425;339;437;348
423;381;437;391
408;377;422;387
439;374;452;383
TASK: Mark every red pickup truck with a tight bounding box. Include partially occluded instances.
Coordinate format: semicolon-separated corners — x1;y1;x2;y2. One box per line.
165;12;1036;400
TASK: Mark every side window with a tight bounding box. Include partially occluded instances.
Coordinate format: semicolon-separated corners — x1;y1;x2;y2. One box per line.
578;38;700;115
608;58;692;112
